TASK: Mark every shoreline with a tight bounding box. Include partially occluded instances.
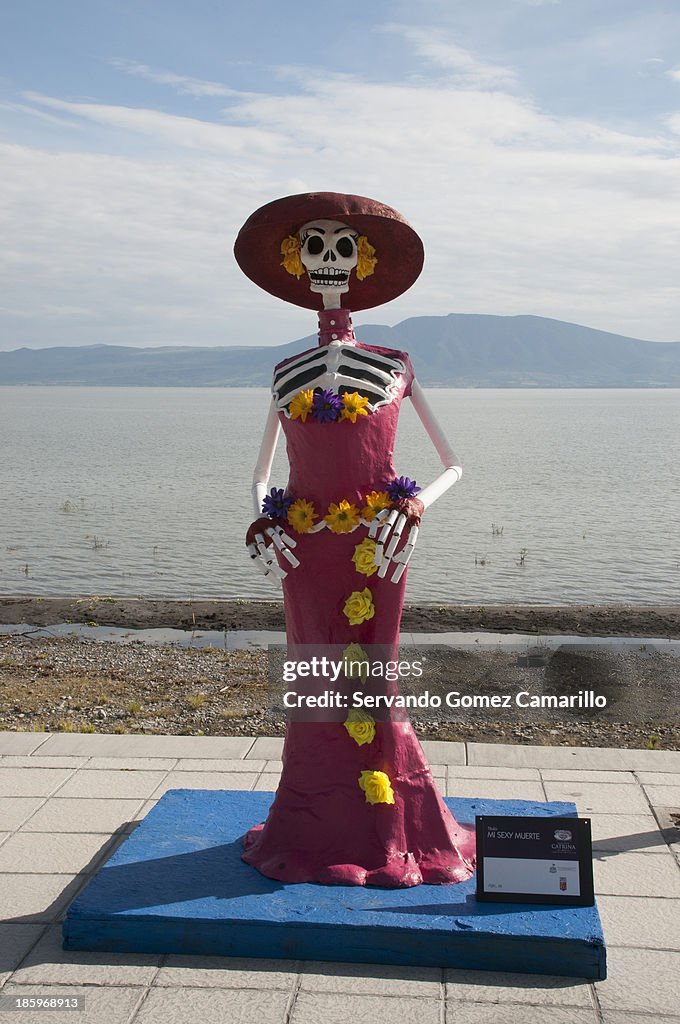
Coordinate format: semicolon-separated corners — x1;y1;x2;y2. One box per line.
2;596;680;637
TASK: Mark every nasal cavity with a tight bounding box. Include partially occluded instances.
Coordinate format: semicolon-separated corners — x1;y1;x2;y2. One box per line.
323;249;337;262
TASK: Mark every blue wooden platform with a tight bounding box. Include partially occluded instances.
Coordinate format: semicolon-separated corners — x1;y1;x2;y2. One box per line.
63;790;606;979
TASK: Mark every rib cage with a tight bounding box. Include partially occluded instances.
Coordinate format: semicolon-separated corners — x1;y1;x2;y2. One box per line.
273;344;406;414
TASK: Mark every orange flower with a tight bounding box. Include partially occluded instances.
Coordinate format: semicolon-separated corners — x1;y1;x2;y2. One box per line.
361;490;391;522
325;499;361;534
287;498;318;534
340;391;369;424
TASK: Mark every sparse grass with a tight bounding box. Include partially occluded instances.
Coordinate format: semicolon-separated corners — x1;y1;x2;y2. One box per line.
643;733;662;750
187;693;208;709
53;718;77;732
126;700;142;715
220;708;242;721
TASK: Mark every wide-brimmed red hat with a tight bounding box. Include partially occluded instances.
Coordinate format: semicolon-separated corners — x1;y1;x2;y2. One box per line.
233;192;424;311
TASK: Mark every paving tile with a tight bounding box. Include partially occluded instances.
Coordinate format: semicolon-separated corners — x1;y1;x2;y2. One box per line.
264;760;284;773
84;757;177;771
448;765;541;781
245;737;284;759
0;769;73;798
10;923;161;986
0;984;142;1024
445;779;545;801
0;923;46;983
597;895;680;949
1;873;87;922
444;967;592;1006
150;772;258;798
156;953;297;989
254;773;281;792
444;1007;598;1024
0;756;88;769
420;740;466;764
636;772;680;786
540;770;636;784
642;783;680;807
600;1015;680;1024
594;947;680;1014
0;798;44;831
135;986;290;1024
593;849;680;897
38;733;255;758
0;733;51;755
589;813;669;854
293;991;441;1024
542;782;650;815
299;960;441;996
468;743;680;772
0;832;116;875
55;769;167;799
0;832;8;848
173;758;266;773
20;797;145;834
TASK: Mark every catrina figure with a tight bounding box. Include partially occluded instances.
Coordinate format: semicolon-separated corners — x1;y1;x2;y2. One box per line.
235;192;476;887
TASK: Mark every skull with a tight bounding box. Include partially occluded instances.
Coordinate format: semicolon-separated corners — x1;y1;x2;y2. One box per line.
299;219;359;305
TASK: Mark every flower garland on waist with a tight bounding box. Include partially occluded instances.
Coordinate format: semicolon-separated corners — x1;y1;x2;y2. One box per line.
260;477;420;534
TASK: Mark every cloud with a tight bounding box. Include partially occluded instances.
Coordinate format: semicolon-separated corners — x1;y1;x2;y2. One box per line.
23;92;284;156
107;58;235;98
3;37;680;349
384;24;519;89
668;66;680;81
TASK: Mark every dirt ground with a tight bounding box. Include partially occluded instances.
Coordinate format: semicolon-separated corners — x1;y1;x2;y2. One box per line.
2;595;680;637
1;596;678;748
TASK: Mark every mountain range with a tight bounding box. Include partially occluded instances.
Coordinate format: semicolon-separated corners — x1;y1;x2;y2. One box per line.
1;314;679;387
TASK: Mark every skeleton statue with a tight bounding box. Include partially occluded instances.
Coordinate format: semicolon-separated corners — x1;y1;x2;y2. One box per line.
244;216;463;587
234;193;475;888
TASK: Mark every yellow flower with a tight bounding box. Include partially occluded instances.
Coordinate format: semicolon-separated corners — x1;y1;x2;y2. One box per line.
356;235;378;281
289;389;315;422
344;709;376;746
343;588;375;626
340;391;369;424
352;537;378;577
325;499;361;534
280;235;305;278
342;643;370;683
287;498;318;534
361;490;392;522
359;769;394;805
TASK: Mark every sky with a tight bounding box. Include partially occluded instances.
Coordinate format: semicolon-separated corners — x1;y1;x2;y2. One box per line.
1;0;680;350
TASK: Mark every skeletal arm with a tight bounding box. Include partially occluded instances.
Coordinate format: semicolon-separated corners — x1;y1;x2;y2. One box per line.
408;378;462;507
246;397;299;582
373;377;462;582
251;397;282;517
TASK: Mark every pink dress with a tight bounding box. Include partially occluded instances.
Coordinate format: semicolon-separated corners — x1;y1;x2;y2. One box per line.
242;311;476;887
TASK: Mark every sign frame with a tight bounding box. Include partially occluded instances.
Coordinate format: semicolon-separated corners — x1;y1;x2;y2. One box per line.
475;815;595;907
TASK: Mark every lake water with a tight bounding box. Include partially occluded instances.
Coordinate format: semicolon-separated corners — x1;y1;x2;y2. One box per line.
0;386;678;605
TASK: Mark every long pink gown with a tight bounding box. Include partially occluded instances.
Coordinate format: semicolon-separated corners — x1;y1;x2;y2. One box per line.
242;312;476;888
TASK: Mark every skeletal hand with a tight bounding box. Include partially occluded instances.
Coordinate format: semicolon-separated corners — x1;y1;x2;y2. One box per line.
245;516;299;584
368;497;424;583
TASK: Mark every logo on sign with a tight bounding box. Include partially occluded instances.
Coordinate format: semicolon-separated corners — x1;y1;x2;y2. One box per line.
554;829;573;841
560;877;568;891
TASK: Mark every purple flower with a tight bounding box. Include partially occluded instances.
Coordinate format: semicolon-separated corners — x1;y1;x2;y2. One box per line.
387;476;421;501
312;388;343;423
262;487;293;519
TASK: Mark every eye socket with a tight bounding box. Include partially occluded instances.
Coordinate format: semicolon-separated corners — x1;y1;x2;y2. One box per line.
336;236;355;258
305;235;324;255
